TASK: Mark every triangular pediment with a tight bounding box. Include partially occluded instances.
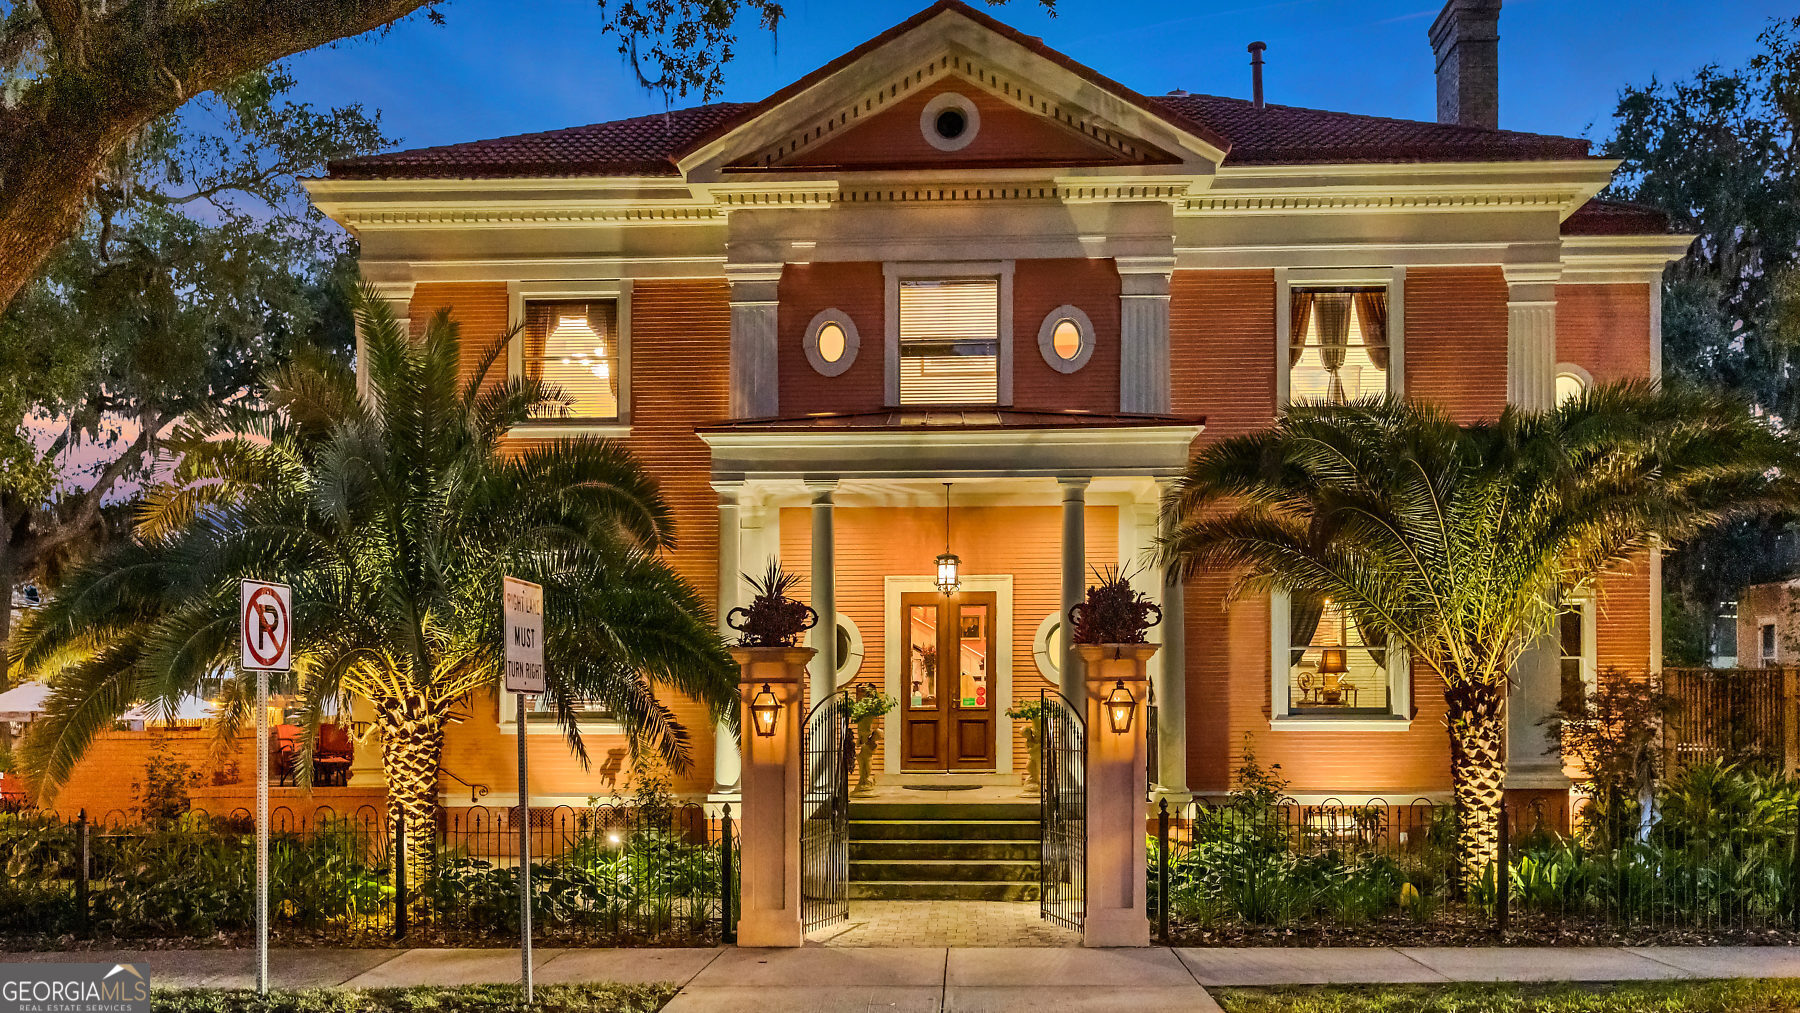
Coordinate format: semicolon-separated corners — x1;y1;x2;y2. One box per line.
679;1;1228;182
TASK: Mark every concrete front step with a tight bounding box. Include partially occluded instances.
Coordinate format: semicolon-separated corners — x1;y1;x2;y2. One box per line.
850;839;1040;862
849;801;1040;821
845;800;1044;901
852;858;1040;883
848;880;1041;901
848;818;1040;841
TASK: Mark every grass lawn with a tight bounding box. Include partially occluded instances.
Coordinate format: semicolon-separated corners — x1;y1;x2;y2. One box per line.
1215;979;1800;1013
150;984;677;1012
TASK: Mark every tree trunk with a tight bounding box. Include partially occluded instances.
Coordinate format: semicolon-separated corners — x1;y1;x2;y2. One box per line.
376;697;445;902
1445;680;1507;887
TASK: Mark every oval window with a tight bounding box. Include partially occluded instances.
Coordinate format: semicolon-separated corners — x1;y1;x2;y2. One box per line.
817;322;847;364
1037;305;1096;374
804;309;859;377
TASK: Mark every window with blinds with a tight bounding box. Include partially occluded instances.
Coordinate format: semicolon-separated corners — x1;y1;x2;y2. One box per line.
898;279;999;405
524;300;621;421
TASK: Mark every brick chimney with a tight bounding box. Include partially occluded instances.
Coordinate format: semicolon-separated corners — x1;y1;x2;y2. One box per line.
1429;0;1501;129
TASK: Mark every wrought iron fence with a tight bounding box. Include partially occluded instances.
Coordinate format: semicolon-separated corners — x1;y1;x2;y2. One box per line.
1039;688;1085;932
1150;785;1800;945
0;801;736;945
799;688;852;934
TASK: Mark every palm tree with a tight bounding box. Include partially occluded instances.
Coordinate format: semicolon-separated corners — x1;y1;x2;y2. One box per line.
17;289;735;882
1159;383;1799;877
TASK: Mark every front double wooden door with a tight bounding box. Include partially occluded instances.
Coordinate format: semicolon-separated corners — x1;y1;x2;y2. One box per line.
900;591;998;771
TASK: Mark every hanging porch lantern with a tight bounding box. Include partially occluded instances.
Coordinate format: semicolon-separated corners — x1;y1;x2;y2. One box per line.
935;482;961;596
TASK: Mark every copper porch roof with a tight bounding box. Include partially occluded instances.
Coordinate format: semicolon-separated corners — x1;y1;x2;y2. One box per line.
698;409;1206;433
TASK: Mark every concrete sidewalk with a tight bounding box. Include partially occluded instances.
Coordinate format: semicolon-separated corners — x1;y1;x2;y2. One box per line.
6;945;1800;1011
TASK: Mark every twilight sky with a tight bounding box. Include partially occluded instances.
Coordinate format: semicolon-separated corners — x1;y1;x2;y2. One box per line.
285;0;1792;157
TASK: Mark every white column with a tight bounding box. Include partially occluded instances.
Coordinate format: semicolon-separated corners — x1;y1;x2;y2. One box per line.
1504;264;1567;787
712;482;744;796
727;263;782;419
807;480;838;697
1060;477;1091;695
1118;257;1174;415
1504;266;1559;411
1152;481;1188;798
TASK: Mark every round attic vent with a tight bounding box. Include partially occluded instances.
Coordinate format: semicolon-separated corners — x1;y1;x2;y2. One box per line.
920;92;980;152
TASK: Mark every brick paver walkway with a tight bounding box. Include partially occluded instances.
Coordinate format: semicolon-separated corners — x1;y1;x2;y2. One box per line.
807;900;1078;947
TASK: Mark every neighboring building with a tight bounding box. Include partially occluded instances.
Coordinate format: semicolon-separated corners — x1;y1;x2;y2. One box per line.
1738;581;1800;669
62;0;1694;818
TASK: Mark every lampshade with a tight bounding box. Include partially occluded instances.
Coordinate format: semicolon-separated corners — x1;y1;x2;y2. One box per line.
936;552;961;596
1319;647;1349;676
750;683;780;737
1105;679;1136;734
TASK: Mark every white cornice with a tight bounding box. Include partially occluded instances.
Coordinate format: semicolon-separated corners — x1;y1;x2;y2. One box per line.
1559;233;1694;284
701;423;1204;482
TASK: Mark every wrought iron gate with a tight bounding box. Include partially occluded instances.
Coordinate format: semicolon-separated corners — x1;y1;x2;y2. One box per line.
800;688;853;934
1040;687;1086;932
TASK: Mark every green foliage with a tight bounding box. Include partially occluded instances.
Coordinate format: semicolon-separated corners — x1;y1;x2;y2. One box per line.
0;67;385;618
148;983;675;1013
134;747;194;824
1004;699;1044;723
18;291;736;801
1159;744;1455;929
837;685;897;723
1601;16;1800;612
1213;978;1800;1013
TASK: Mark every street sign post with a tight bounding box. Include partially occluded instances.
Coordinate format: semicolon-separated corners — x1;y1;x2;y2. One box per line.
240;579;292;997
502;575;544;1004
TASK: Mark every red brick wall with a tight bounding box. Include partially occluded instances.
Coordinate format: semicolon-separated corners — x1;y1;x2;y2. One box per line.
1011;258;1121;413
1558;282;1657;677
1404;267;1509;423
1169;269;1455;795
50;727;383;823
425;280;732;798
1556;283;1652;384
778;262;886;415
410;283;511;393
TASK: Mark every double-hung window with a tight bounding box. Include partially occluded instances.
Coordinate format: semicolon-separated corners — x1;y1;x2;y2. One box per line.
1287;287;1391;404
1282;595;1399;718
1558;595;1598;712
897;278;1000;405
524;300;621;422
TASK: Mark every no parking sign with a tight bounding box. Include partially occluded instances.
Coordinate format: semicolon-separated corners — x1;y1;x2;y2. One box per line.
240;580;292;672
239;578;290;997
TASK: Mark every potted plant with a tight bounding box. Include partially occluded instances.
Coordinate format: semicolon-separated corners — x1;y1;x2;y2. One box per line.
1005;698;1045;795
838;685;898;797
1068;565;1162;647
727;561;817;647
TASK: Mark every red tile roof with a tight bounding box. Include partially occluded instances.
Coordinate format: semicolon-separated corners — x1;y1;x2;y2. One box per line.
328;104;752;180
326;0;1594;181
1150;93;1590;165
1560;198;1672;236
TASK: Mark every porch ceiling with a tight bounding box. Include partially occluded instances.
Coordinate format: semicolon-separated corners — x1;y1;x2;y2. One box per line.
698;410;1203;483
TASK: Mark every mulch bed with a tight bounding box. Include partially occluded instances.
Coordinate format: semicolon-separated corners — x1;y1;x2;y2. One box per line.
1168;910;1800;947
